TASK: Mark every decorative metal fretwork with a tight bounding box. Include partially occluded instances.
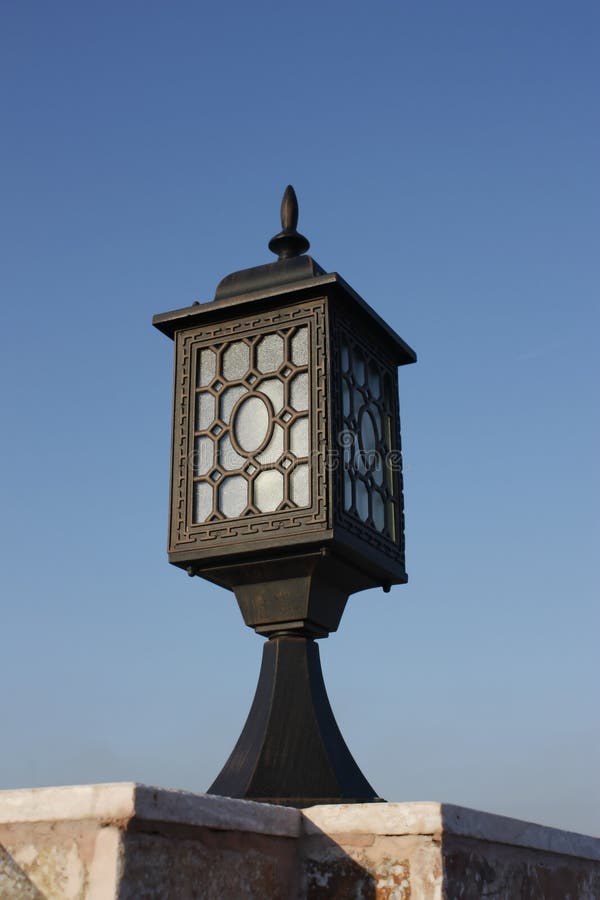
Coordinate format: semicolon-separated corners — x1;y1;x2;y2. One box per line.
335;325;404;557
168;299;330;555
192;326;310;523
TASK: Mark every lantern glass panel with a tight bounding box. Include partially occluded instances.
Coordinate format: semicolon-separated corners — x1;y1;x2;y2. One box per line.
344;472;352;510
191;323;312;525
219;434;245;471
354;350;365;386
373;491;385;531
256;334;284;373
194;436;213;476
387;501;397;541
372;451;385;486
254;470;284;512
193;481;212;522
289;417;309;457
359;409;377;456
256;423;283;465
218;475;248;518
339;336;400;538
290;463;310;507
291;327;308;365
222;341;250;380
259;378;284;413
356;479;369;521
234;396;270;452
197;348;216;386
290;373;308;411
196;393;214;431
368;362;381;398
221;385;246;423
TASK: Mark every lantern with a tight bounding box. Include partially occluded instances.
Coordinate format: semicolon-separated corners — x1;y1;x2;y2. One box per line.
153;187;416;806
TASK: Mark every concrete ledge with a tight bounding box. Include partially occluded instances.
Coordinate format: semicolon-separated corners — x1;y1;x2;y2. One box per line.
1;784;599;898
303;800;600;862
0;783;300;837
133;785;300;838
441;803;600;862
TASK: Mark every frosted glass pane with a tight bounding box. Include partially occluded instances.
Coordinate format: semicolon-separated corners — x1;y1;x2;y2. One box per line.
290;464;310;508
290;373;308;411
368;362;381;398
256;423;283;464
341;343;350;372
344;472;352;510
383;373;393;405
356;434;368;475
372;406;383;442
337;338;401;537
259;378;284;413
254;470;283;512
372;452;385;486
385;416;396;493
220;385;246;424
218;475;247;518
342;379;351;416
373;491;385;532
343;443;353;469
360;410;377;453
256;333;284;373
194;436;214;475
197;348;216;387
218;434;245;471
195;392;214;431
234;396;270;452
290;417;309;457
193;481;212;523
356;479;369;521
387;501;397;541
353;350;365;386
222;341;250;381
291;327;308;365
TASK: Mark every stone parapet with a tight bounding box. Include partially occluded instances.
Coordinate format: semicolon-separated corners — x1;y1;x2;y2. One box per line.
0;784;598;898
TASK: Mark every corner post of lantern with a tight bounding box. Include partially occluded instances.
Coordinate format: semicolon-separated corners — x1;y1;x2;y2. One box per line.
153;186;416;807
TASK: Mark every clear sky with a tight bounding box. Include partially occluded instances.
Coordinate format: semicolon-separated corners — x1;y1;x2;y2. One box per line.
1;1;598;836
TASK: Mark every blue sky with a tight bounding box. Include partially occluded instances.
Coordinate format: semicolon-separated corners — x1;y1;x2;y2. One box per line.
1;1;599;835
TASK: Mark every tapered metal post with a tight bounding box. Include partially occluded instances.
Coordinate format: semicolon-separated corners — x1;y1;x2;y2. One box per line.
208;634;379;807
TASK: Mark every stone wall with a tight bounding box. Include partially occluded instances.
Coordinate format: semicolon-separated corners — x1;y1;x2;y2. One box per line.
1;784;598;898
302;802;600;899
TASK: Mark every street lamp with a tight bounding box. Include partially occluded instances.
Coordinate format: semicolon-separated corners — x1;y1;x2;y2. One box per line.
153;186;416;806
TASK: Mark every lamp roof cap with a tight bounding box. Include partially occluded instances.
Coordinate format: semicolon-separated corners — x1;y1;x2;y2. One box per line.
214;185;321;301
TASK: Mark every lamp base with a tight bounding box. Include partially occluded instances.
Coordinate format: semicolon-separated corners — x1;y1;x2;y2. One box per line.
208;634;380;807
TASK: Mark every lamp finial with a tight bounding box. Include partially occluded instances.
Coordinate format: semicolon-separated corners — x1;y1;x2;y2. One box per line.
268;185;310;260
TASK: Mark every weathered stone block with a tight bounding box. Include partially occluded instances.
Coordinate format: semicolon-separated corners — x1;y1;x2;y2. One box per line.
1;784;598;898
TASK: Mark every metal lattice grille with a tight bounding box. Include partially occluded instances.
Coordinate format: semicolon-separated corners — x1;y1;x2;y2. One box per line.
340;336;398;541
192;326;311;523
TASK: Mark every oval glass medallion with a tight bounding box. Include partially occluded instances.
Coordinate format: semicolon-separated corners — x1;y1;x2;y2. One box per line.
232;395;271;453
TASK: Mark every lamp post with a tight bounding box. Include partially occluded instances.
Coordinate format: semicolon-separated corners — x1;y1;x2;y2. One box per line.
153;187;416;807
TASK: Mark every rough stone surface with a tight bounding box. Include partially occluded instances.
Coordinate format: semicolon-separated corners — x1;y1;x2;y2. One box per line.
119;829;297;899
300;832;441;899
0;844;45;899
0;784;599;898
443;837;600;900
0;821;100;900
